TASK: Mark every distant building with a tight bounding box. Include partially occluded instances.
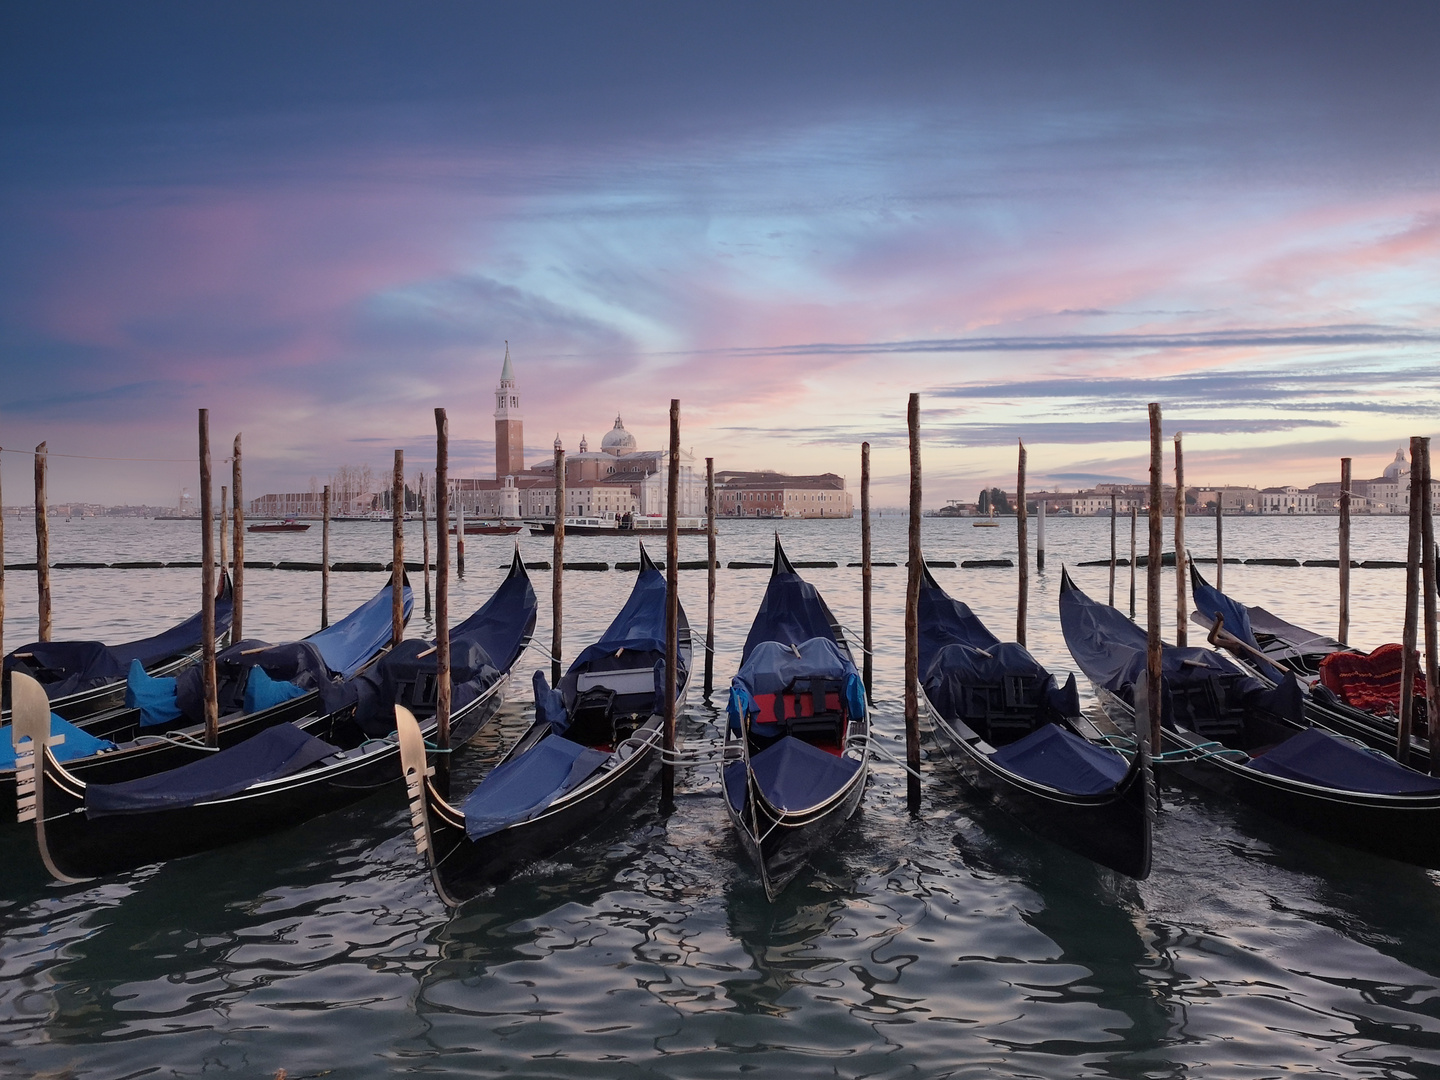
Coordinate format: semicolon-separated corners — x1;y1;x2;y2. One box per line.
1354;447;1440;514
455;349;702;520
714;470;853;518
1259;486;1317;514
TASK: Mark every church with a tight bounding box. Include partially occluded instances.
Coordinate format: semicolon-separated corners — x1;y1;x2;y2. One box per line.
454;348;702;520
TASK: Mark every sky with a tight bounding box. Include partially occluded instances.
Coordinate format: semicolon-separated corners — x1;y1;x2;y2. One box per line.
1;1;1437;507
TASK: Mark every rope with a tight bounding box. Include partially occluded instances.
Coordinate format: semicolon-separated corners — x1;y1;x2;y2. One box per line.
856;734;924;782
131;731;222;751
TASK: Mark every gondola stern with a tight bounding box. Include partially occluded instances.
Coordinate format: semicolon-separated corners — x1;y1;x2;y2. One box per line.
395;704;441;872
11;671;92;884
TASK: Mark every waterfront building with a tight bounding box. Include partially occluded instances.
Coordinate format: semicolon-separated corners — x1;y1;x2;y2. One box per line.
714;470;853;518
453;351;702;520
1354;448;1440;514
1258;486;1317;514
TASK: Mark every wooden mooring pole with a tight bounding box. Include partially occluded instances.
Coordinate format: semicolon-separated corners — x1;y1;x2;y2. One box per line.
433;415;453;792
662;400;680;808
34;442;51;642
321;485;331;629
1129;505;1137;619
421;472;432;622
456;483;465;579
1174;432;1187;648
1338;457;1351;645
232;434;244;641
391;449;404;647
1399;437;1423;764
1037;496;1046;572
861;441;873;703
435;410;452;762
198;412;218;746
219;485;228;602
1146;404;1163;756
1419;439;1439;774
905;393;922;812
1017;439;1028;647
1215;499;1224;593
552;440;564;686
1109;492;1117;607
704;456;716;697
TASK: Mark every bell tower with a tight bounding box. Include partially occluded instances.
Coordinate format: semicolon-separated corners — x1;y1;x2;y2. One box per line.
494;342;524;480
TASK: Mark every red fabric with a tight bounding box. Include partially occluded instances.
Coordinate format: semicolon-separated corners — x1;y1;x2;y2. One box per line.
752;691;842;726
1319;643;1425;715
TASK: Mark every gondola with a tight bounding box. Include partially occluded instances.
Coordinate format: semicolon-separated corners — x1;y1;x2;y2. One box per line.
2;572;234;722
3;577;407;827
918;564;1152;879
14;552;535;880
1189;563;1430;769
1059;568;1440;868
722;537;869;900
398;544;689;906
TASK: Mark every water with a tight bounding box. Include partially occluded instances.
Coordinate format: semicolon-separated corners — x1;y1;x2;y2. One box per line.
4;513;1439;1079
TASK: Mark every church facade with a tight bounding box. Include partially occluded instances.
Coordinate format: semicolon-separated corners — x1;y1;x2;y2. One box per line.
453;349;702;520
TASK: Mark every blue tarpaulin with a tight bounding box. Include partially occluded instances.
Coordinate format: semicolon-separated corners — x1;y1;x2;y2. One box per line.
3;576;234;701
567;562;672;674
989;723;1129;795
1059;571;1304;728
307;579;413;678
243;666;309;714
2;714;115;769
85;722;339;817
740;557;842;666
126;659;183;727
724;736;861;813
462;735;609;839
1248;726;1440;794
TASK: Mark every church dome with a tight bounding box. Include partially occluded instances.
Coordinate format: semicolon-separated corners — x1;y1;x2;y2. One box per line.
600;415;637;455
1383;448;1409;480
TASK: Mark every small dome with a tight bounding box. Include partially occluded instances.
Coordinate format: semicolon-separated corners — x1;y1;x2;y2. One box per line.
600;415;637;455
1383;448;1409;480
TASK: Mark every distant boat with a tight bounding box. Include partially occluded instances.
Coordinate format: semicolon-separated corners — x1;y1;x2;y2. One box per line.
247;520;311;533
974;506;999;527
449;522;525;536
526;514;709;537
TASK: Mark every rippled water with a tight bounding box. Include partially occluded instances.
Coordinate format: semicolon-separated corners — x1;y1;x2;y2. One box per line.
4;513;1439;1079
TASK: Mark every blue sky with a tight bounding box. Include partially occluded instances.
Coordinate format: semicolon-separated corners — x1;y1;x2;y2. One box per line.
2;2;1437;504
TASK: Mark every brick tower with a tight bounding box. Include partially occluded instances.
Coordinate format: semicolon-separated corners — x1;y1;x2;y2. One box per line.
494;342;524;480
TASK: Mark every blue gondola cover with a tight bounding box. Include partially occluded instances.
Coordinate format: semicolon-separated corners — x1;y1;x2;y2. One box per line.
243;666;309;714
85;723;339;817
725;736;861;813
1060;574;1304;727
125;659;183;727
1248;726;1440;794
988;723;1129;795
462;735;609;839
306;580;413;678
3;579;234;700
741;569;840;665
2;714;115;769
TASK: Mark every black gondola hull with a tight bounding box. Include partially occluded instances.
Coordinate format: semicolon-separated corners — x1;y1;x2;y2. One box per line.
923;694;1153;879
425;726;665;904
723;747;867;899
29;681;507;879
2;691;329;828
1093;687;1440;869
